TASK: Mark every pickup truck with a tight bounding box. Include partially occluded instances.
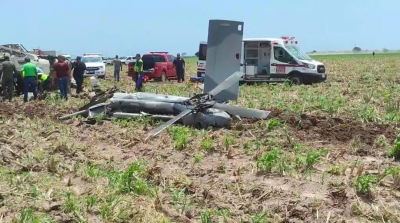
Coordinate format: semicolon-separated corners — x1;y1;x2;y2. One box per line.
127;52;177;82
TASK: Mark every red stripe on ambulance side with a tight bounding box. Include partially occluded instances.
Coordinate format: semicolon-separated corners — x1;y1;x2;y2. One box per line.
271;63;305;67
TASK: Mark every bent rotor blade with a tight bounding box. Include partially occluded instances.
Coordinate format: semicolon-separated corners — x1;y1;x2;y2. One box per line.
213;103;270;119
207;71;243;97
145;109;193;140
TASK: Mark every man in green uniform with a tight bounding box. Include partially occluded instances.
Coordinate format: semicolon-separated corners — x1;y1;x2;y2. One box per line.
21;58;38;102
134;54;144;91
0;56;18;102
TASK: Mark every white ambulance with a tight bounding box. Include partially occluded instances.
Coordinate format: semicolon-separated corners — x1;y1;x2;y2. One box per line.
241;37;326;84
197;37;327;85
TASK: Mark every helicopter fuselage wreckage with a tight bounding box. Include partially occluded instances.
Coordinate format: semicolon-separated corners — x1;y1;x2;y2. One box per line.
59;19;272;139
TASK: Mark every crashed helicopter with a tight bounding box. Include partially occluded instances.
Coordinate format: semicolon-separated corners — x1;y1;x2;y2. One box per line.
59;72;271;138
58;19;272;139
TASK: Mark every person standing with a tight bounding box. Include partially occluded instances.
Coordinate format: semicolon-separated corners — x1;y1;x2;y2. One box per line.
0;56;18;102
71;56;86;94
53;55;71;100
173;53;185;83
134;54;144;91
113;55;123;82
21;58;38;102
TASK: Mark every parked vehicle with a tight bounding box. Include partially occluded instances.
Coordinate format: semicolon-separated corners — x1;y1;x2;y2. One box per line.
195;37;327;85
127;52;177;82
119;57;127;64
124;56;136;65
196;41;207;77
102;57;107;65
104;58;114;65
81;55;106;79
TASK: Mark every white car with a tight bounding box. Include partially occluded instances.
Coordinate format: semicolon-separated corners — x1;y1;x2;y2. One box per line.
124;56;136;64
102;57;108;65
119;57;127;64
107;58;114;65
81;55;106;79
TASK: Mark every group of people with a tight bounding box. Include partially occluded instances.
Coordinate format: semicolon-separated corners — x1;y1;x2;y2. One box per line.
0;52;186;102
0;56;51;102
0;55;88;102
52;55;88;100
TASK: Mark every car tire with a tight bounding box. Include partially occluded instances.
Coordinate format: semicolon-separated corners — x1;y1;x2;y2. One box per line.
288;74;303;85
161;71;167;82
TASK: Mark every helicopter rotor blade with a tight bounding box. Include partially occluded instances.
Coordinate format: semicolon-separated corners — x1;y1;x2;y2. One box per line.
144;109;193;140
207;71;243;98
213;103;270;119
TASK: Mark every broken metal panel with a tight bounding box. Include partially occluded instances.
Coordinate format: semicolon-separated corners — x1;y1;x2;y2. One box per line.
213;103;270;119
182;108;231;128
58;102;110;120
203;19;244;101
87;103;109;119
112;111;232;128
112;112;174;122
58;109;89;120
109;98;187;115
112;92;188;103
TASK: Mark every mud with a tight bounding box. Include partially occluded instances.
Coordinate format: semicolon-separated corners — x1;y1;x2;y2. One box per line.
0;101;74;119
268;108;397;146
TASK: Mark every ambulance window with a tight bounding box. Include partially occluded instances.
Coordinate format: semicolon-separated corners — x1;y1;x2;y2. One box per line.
273;46;291;63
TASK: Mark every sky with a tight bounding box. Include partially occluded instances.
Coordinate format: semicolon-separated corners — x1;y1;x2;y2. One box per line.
1;0;399;57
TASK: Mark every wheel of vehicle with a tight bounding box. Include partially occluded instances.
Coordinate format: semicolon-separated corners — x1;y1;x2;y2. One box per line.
161;71;167;82
288;74;303;85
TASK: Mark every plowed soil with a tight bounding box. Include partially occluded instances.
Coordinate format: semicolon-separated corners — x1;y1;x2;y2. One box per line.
0;102;399;222
1;103;394;146
0;101;74;119
268;108;397;145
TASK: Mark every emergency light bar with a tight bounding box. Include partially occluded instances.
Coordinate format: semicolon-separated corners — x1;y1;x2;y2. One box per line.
281;36;295;40
273;37;298;45
280;36;297;44
150;52;168;54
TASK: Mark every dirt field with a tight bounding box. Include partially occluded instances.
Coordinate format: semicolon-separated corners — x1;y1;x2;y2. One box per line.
1;55;400;223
